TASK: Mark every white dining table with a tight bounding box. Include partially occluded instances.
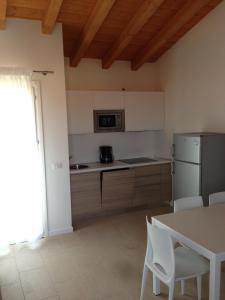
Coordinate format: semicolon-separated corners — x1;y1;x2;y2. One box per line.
152;203;225;300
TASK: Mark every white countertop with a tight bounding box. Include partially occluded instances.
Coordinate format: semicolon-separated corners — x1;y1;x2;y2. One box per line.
70;158;171;175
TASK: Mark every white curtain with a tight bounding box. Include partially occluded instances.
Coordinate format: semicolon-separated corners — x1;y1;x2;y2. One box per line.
0;68;44;245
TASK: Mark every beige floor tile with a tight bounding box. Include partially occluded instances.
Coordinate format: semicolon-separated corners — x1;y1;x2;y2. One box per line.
45;252;80;284
24;296;60;300
20;268;58;300
59;232;82;250
45;296;60;300
0;258;19;286
13;242;41;256
15;252;43;272
0;283;24;300
38;238;67;260
55;275;101;300
7;206;223;300
0;246;15;260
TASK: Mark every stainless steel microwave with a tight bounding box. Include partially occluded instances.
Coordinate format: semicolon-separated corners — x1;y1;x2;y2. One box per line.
93;110;125;133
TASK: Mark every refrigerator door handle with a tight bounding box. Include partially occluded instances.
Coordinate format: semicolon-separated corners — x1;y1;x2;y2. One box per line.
172;162;175;175
172;143;175;158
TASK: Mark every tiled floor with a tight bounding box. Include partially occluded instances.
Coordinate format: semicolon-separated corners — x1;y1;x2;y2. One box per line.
0;205;224;300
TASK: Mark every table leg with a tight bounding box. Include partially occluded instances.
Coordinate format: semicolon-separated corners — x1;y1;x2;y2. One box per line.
209;255;221;300
153;274;160;295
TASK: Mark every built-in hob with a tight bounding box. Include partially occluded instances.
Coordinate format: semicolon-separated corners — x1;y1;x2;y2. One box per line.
119;157;157;164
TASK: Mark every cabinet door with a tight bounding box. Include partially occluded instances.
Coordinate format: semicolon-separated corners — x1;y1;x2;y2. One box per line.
125;92;164;131
134;165;161;207
93;91;124;109
102;169;134;210
67;91;94;134
70;172;101;218
161;163;172;203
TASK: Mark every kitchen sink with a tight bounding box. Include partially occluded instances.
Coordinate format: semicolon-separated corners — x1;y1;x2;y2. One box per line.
70;164;89;170
119;157;157;164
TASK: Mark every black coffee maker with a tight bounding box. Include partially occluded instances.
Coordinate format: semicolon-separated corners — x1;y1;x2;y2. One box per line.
99;145;114;163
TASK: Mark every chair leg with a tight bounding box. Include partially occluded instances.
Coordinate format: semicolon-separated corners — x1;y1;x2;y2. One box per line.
181;279;185;295
140;264;149;300
168;281;175;300
197;276;202;300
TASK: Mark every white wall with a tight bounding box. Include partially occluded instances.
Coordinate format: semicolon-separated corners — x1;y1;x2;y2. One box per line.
156;1;225;157
0;19;72;235
69;131;157;163
65;58;158;91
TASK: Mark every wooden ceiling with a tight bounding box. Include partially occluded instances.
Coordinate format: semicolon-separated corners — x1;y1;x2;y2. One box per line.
0;0;223;69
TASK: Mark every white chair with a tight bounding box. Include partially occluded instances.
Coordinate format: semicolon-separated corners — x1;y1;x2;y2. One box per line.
140;219;209;300
174;196;203;212
173;195;204;292
209;191;225;205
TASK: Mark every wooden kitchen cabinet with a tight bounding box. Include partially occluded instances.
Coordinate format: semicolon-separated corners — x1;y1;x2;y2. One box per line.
160;163;172;203
70;172;101;219
102;169;135;210
133;163;172;207
125;91;164;131
70;163;171;222
133;165;161;207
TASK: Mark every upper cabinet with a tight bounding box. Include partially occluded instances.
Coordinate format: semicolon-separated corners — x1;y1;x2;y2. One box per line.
67;91;94;134
125;92;164;131
93;91;124;109
67;91;164;134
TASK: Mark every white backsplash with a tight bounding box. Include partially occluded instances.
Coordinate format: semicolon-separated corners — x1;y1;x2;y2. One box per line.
154;130;172;159
69;131;168;163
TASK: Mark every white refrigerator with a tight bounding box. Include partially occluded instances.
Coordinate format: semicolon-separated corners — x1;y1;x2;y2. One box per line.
172;133;225;206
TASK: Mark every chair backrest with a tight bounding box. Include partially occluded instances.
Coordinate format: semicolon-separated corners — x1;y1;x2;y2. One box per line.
145;218;175;282
209;191;225;205
174;196;203;212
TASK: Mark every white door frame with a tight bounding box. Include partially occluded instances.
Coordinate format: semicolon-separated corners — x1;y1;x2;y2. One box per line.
32;81;48;237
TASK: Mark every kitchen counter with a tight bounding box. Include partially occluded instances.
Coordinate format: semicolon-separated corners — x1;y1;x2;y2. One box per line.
70;158;171;174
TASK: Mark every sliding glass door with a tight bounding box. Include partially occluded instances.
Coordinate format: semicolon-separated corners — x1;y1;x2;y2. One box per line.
0;69;47;245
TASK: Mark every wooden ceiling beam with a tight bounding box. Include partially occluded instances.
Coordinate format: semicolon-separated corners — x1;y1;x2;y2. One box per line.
131;0;214;70
150;0;223;62
102;0;165;69
70;0;116;67
0;0;7;30
42;0;64;34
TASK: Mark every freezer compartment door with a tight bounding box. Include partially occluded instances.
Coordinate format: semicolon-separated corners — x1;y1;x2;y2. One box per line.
173;135;201;163
173;160;201;200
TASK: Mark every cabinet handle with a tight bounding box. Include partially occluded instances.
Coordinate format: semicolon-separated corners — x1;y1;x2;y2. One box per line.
172;144;175;157
171;162;175;175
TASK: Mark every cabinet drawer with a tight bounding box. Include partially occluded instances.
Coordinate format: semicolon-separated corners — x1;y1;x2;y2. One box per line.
135;184;161;198
161;174;172;184
134;184;161;207
102;169;134;183
135;174;161;187
161;183;172;202
70;172;100;192
135;165;161;177
161;163;171;174
161;164;172;203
